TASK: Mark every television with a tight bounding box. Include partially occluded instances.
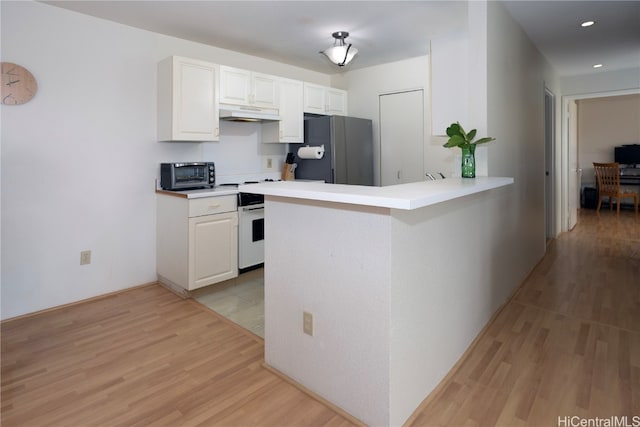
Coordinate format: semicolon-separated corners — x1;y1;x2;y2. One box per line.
614;145;640;166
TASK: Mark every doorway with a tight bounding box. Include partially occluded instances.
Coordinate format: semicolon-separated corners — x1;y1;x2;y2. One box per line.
568;99;579;230
560;88;640;233
379;89;424;186
544;88;555;240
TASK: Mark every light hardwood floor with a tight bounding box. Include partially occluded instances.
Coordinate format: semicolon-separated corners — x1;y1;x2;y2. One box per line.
1;285;356;426
410;209;639;426
2;209;638;426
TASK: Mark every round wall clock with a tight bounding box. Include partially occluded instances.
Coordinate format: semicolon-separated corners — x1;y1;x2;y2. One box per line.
1;62;38;105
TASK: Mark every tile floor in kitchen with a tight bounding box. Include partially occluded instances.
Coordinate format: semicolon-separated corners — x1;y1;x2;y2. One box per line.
192;267;265;338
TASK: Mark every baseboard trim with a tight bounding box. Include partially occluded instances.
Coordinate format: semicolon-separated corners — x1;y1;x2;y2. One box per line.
0;281;157;324
261;363;366;427
156;275;192;299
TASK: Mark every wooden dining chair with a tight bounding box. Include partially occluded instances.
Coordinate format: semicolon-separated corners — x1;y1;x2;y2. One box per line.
593;162;639;216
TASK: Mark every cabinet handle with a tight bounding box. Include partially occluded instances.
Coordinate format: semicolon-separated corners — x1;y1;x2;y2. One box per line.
208;204;221;209
215;127;219;137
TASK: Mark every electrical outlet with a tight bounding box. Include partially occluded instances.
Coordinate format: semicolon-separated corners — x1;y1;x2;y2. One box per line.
80;250;91;265
303;311;313;336
266;157;273;169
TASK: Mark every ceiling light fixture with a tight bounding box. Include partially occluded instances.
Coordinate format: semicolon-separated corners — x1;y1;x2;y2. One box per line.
593;64;603;68
320;31;358;67
581;20;595;27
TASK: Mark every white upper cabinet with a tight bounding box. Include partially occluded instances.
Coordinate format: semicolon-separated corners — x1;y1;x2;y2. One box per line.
219;66;251;105
303;82;326;114
219;65;278;109
252;72;279;108
325;88;348;115
157;56;219;141
262;78;303;143
303;82;347;115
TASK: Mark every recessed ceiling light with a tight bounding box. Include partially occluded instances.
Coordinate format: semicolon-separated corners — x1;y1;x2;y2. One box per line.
593;64;603;68
581;21;595;27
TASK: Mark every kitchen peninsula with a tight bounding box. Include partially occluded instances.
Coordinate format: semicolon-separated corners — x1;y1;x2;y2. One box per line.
239;177;513;426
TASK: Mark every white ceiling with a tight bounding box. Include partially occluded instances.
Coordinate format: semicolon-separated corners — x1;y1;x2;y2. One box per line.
503;1;640;76
43;1;640;77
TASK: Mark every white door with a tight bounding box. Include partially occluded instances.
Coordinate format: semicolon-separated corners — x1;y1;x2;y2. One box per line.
568;100;580;230
544;89;555;240
380;90;424;186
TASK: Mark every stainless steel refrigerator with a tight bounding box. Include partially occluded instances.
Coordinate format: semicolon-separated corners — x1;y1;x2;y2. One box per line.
292;115;374;186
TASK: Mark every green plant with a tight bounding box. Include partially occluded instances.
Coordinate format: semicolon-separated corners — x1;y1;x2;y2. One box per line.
442;122;495;149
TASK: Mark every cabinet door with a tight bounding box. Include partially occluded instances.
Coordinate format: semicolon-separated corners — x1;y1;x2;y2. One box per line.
252;72;279;108
303;82;326;114
219;66;251;106
278;78;303;143
158;56;219;141
325;88;347;115
188;211;238;290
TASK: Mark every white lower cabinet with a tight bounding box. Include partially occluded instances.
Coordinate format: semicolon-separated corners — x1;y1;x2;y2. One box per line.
157;194;238;291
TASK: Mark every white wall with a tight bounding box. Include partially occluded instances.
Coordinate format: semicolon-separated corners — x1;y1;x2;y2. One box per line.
430;32;469;136
577;94;640;185
425;1;491;178
410;0;557;303
389;186;512;425
2;1;159;321
265;198;392;426
485;1;558;303
0;1;330;320
561;67;640;97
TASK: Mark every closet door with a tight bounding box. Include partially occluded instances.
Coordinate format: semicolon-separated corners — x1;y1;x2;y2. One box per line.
379;90;424;186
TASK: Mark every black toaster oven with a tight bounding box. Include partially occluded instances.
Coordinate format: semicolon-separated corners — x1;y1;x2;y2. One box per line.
160;162;215;190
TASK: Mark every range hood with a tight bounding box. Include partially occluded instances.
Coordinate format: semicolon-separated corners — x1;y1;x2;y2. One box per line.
219;104;280;122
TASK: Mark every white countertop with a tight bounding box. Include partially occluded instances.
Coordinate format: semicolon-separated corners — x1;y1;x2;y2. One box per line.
238;177;514;210
156;187;239;199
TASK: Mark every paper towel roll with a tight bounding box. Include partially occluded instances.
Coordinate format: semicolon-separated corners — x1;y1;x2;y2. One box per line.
297;145;325;160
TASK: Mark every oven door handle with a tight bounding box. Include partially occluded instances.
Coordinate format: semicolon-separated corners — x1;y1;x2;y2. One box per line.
241;206;264;212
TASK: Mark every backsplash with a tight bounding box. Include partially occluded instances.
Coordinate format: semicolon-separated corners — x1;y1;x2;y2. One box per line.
158;120;287;185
